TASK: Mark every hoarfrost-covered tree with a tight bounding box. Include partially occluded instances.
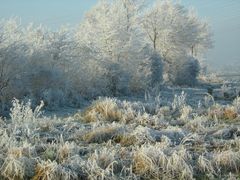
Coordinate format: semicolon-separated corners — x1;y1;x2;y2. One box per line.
76;0;158;94
143;0;212;61
22;25;80;107
0;19;26;112
185;9;213;58
142;0;213;85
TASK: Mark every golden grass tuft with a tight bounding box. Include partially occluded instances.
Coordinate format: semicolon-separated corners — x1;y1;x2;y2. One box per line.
114;134;137;146
213;150;240;173
82;126;120;143
223;107;238;120
57;142;75;163
133;155;152;175
208;105;238;121
208;104;224;120
0;146;27;179
197;155;215;175
33;160;58;180
81;98;123;123
1;155;25;180
7;147;23;158
133;151;155;178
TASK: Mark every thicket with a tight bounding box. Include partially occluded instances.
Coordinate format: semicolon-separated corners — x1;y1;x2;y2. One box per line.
0;0;212;114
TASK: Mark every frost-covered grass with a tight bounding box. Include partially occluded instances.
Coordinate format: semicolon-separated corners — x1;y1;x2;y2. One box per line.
0;92;240;180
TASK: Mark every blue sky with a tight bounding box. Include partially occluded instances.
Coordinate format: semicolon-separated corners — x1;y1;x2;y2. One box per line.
0;0;239;68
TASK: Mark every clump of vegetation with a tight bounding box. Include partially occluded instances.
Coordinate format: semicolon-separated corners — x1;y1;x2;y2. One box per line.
84;147;121;179
57;141;76;163
208;102;239;121
82;125;122;143
33;160;58;180
213;150;240;173
197;155;215;177
42;147;57;161
223;107;238;120
114;134;137;147
1;154;25;180
132;144;193;179
81;98;123;123
10;98;44;124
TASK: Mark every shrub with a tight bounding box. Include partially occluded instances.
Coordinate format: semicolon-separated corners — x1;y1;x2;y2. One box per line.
233;96;240;114
168;57;200;86
172;91;187;111
10;98;44;124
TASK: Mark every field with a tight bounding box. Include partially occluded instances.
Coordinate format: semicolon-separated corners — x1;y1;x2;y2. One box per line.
0;81;240;180
0;0;239;178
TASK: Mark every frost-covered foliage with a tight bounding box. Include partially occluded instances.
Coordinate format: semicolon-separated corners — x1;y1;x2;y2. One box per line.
10;98;44;124
0;92;239;179
143;0;213;59
142;0;212;85
0;19;84;113
0;18;27;112
0;0;213;114
168;57;200;86
75;0;161;94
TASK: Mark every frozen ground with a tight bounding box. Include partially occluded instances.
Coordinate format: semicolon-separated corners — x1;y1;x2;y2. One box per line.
0;81;240;180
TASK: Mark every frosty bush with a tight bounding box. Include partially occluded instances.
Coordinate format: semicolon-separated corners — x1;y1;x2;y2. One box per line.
172;91;187;111
168;57;200;86
233;96;240;113
10;99;44;124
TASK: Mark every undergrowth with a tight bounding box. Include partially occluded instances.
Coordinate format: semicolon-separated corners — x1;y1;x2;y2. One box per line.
0;94;240;179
